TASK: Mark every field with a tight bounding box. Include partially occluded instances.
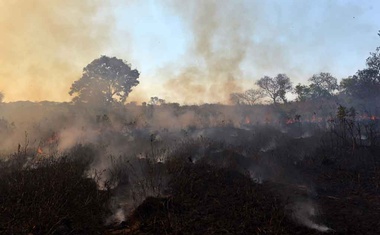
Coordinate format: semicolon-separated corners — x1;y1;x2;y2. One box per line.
0;101;379;234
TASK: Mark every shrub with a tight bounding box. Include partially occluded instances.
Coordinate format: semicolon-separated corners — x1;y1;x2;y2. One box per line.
0;155;112;234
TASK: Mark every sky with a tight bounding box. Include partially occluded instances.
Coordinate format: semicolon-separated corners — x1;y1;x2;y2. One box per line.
1;0;380;104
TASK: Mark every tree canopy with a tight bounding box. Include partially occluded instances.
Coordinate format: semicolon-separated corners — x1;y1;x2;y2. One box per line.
294;84;311;102
149;97;166;105
230;89;264;105
340;39;380;99
69;56;140;105
308;72;338;99
256;74;292;104
293;73;338;102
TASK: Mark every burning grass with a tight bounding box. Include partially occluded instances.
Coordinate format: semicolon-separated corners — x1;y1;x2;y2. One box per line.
0;109;379;234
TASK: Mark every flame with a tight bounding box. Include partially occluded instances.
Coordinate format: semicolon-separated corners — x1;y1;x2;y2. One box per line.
286;119;295;124
357;114;379;121
37;147;43;154
46;133;59;144
245;116;251;124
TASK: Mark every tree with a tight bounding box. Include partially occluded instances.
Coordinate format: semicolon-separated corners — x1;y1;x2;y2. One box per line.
366;31;380;71
256;74;292;104
294;83;311;102
230;89;264;105
308;72;338;99
69;56;140;105
340;32;380;99
149;97;165;105
339;76;357;96
340;68;380;99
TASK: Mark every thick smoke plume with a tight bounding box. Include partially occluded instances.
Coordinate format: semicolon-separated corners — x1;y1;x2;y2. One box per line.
158;0;376;104
1;1;376;104
0;0;114;102
162;0;254;103
1;1;379;233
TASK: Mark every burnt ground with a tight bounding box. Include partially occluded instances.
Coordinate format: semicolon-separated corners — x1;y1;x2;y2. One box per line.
106;149;380;235
106;163;321;235
303;164;380;235
1;124;379;234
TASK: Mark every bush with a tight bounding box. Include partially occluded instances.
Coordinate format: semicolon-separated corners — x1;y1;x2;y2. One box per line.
0;155;112;234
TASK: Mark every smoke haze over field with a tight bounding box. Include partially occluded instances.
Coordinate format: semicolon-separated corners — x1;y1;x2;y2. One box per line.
1;0;380;103
1;2;380;232
0;0;114;102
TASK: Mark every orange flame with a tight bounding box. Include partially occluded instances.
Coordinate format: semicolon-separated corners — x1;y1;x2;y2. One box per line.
37;147;43;154
46;132;59;144
286;119;294;124
245;116;251;124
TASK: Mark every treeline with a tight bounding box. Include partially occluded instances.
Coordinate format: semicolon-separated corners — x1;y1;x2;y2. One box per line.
1;33;379;113
230;31;380;106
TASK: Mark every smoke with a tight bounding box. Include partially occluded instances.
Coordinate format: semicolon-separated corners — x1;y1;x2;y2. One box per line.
154;0;376;104
1;100;370;231
0;1;378;227
1;1;376;104
0;0;115;102
161;0;254;104
291;200;331;232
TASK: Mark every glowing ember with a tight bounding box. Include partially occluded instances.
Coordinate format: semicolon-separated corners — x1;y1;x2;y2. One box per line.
286;119;294;124
245;116;251;124
46;132;59;144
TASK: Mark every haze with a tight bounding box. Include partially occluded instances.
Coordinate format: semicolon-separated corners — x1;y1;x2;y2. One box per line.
1;0;379;104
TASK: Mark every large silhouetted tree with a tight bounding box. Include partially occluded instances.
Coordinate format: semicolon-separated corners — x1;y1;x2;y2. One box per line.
69;56;140;105
256;74;292;104
308;72;338;99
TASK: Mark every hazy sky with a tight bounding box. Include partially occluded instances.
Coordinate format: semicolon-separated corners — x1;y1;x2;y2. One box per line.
1;0;380;104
